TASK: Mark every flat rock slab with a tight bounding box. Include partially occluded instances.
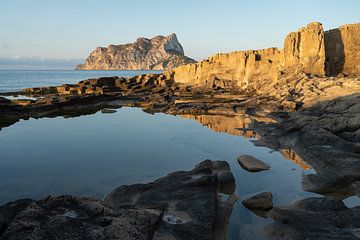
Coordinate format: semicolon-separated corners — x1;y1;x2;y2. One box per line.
101;108;117;114
237;155;271;172
266;197;360;240
242;191;273;210
0;160;236;240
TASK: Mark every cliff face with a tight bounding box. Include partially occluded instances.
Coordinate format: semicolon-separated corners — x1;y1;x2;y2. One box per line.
283;22;326;76
325;23;360;76
166;22;360;90
76;34;195;70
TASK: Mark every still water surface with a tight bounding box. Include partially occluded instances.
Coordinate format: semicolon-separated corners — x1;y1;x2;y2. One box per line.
0;107;317;239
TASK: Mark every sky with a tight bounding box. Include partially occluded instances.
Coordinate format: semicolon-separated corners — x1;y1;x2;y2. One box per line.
0;0;359;64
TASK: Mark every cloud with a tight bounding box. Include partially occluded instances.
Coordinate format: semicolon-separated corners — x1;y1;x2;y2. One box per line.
2;43;10;49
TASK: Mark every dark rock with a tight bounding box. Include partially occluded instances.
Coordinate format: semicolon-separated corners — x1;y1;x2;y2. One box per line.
100;108;117;114
237;155;271;172
0;160;236;240
242;191;273;210
0;222;7;236
266;197;360;240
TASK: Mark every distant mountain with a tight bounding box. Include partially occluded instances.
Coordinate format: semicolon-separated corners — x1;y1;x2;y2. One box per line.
0;57;84;70
76;33;195;70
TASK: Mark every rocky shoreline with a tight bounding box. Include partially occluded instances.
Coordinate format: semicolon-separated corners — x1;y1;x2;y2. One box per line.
1;73;359;239
0;160;236;240
1;21;360;239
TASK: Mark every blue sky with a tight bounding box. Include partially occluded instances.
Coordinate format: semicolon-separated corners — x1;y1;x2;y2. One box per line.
1;0;359;61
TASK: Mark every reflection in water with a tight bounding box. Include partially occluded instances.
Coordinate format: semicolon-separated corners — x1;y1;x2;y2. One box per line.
180;114;275;139
180;114;313;171
280;148;312;170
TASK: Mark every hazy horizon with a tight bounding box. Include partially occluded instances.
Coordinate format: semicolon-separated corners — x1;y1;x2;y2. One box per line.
1;0;360;69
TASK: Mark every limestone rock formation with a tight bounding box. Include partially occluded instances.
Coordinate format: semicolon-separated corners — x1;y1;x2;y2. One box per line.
325;23;360;76
76;34;195;70
165;22;360;91
284;22;326;76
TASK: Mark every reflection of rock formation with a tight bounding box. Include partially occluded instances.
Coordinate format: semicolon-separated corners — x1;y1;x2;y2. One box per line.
280;148;312;170
180;114;275;138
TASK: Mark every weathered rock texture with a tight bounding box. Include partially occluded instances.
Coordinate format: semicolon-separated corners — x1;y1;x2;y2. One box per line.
256;93;360;198
77;34;195;70
165;22;360;91
283;22;326;76
325;23;360;76
0;160;236;240
237;155;271;172
266;197;360;240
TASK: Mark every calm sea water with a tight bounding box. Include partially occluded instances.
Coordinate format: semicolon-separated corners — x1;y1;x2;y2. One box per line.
0;70;162;93
0;70;355;239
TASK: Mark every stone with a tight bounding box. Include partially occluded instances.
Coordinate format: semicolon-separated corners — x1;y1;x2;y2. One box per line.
0;160;236;240
266;197;360;240
325;22;360;76
284;22;326;76
242;191;273;210
237;155;271;172
76;34;195;70
101;108;117;114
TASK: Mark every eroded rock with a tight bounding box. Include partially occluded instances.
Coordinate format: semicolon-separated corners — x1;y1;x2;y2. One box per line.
242;191;273;211
237;155;271;172
266;197;360;240
0;160;236;240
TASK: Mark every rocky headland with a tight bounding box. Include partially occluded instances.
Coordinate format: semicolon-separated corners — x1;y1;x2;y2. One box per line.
1;21;360;239
76;33;195;70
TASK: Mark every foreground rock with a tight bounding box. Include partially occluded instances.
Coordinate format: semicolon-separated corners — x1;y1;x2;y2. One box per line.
237;155;271;172
266;197;360;240
242;191;273;211
0;160;236;240
77;33;195;70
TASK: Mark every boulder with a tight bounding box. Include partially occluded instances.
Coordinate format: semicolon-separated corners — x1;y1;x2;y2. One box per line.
242;191;273;210
101;108;117;114
237;155;271;172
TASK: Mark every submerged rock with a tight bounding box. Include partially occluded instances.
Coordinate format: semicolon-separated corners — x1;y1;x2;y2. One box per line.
266;197;360;240
101;108;117;114
242;191;273;211
0;160;236;240
237;155;271;172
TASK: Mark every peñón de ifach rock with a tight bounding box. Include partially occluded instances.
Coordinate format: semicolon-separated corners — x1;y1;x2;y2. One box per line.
76;33;195;70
